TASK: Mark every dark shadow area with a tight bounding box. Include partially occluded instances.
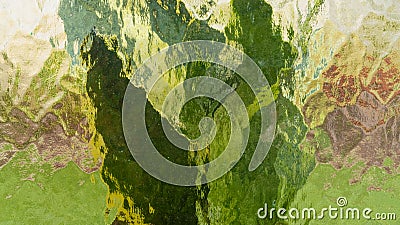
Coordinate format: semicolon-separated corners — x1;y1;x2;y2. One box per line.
82;35;198;225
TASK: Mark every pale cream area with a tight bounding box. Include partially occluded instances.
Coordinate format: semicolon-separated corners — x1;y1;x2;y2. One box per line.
264;0;400;107
266;0;400;38
181;0;231;31
2;34;53;104
0;0;68;106
208;0;231;32
0;0;42;50
0;0;66;50
182;0;216;20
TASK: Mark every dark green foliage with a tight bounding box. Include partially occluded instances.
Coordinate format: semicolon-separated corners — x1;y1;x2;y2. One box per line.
83;35;198;225
147;0;191;45
225;0;297;86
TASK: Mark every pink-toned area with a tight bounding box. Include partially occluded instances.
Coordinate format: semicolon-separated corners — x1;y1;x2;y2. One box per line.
314;34;400;181
323;39;400;106
0;107;101;173
315;92;400;179
360;55;400;104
